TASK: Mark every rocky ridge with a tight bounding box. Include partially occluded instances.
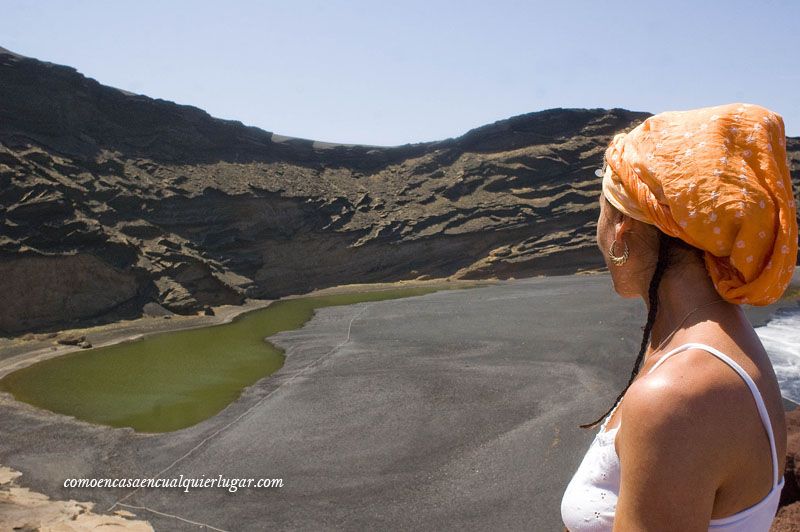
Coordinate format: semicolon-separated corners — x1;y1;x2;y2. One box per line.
1;46;798;334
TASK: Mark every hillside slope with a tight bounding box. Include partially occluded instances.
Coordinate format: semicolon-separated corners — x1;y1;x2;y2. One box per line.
1;47;797;334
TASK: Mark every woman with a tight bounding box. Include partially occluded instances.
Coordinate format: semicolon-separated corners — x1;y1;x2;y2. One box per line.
561;102;798;531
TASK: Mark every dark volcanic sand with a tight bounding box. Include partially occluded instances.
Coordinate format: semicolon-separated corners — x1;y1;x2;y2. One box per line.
0;271;797;531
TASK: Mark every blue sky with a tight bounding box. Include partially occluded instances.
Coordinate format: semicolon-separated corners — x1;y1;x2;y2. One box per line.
2;0;798;145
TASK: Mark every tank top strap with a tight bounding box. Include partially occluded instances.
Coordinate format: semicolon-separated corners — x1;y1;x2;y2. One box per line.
645;342;781;487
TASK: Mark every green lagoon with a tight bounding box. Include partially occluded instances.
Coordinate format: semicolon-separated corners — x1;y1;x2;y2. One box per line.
0;284;483;433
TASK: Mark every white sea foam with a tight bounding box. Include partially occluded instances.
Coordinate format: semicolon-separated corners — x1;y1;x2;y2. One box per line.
755;305;800;404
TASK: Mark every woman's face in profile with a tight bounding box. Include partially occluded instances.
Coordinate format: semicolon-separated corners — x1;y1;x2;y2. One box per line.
596;193;639;298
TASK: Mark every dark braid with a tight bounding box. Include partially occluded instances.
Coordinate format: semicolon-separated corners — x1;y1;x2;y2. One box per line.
578;230;672;429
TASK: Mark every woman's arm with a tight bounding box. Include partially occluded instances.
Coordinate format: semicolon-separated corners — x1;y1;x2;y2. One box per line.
611;366;727;531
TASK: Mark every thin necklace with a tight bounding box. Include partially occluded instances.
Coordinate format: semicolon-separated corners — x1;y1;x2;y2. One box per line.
604;297;728;427
647;297;727;358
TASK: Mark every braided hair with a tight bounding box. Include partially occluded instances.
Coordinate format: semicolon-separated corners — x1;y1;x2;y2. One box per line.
578;205;704;430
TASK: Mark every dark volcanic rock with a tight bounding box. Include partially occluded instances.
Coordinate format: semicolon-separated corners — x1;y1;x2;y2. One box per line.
774;406;800;531
142;301;173;317
0;46;798;334
55;333;86;346
0;253;144;334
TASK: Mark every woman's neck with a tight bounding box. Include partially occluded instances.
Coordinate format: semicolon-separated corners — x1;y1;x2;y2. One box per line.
644;262;736;358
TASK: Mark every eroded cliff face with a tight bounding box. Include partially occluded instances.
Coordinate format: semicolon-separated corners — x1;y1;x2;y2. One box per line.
1;47;798;334
0;254;141;332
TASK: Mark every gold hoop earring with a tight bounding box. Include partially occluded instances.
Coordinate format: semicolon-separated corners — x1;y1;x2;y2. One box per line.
609;239;629;265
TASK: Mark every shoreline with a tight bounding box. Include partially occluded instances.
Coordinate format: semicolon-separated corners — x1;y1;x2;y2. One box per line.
0;268;797;382
0;276;499;380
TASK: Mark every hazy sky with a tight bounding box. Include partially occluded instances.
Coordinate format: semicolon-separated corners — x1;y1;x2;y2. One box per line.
2;0;798;145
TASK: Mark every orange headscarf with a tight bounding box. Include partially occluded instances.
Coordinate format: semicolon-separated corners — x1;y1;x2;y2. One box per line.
601;102;797;306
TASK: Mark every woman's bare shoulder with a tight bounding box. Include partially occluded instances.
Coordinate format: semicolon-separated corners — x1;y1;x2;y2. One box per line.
612;364;728;527
631;345;767;426
619;350;750;463
620;342;785;469
619;341;787;517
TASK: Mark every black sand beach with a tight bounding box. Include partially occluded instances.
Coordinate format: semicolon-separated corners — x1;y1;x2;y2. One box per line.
0;271;798;530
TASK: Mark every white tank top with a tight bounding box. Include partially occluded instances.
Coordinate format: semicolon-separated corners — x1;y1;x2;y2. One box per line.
560;342;785;531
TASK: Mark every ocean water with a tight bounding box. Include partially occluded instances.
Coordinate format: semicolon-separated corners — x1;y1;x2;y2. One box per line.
755;305;800;404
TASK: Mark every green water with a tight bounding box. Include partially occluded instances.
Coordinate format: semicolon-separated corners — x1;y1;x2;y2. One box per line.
0;284;484;433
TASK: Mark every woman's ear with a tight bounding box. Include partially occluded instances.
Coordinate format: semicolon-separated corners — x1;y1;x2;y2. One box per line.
613;213;635;241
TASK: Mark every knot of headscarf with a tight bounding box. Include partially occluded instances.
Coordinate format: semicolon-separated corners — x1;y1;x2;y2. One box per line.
601;102;797;306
